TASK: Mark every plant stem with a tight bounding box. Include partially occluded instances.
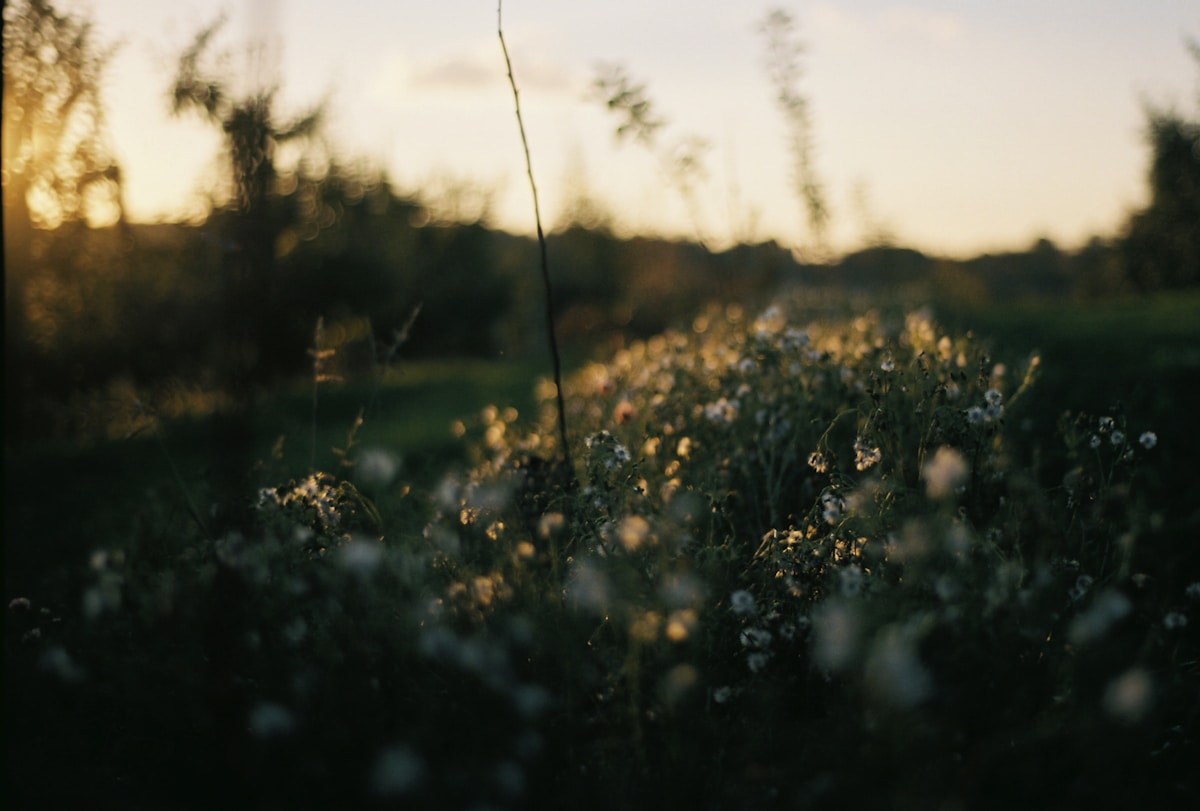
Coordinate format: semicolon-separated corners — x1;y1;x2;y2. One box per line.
498;1;573;480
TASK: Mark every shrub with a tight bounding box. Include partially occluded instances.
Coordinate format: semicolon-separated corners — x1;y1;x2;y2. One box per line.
7;302;1196;810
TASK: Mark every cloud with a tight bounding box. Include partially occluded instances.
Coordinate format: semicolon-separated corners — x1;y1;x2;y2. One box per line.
369;36;579;106
811;3;967;48
415;55;499;89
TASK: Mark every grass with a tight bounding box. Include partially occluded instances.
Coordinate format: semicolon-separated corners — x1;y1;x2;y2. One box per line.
945;290;1200;528
3;357;545;602
4;294;1200;811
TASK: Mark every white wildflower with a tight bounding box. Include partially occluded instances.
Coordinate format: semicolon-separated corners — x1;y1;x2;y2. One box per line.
811;600;860;673
1102;667;1154;724
1069;574;1094;602
922;446;969;500
729;589;757;616
1068;589;1132;646
839;565;864;597
739;627;773;650
248;702;297;739
864;624;933;708
821;491;845;525
356;448;400;490
371;745;426;796
338;538;384;576
747;651;771;673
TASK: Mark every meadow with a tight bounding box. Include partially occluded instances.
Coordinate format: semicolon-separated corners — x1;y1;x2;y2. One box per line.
5;290;1199;810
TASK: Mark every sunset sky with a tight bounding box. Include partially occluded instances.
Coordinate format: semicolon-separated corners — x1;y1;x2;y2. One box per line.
81;0;1198;257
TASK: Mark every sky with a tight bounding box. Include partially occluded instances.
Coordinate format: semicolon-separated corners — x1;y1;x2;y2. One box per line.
74;0;1200;257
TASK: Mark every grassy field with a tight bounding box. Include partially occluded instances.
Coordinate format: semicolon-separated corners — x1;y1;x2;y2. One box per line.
948;291;1200;534
4;358;546;603
5;292;1200;810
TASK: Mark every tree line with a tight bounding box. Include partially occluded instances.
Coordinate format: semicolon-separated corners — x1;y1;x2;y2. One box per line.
4;0;1198;442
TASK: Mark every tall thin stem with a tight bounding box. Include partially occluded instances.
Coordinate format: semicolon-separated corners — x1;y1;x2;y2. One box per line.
498;1;573;479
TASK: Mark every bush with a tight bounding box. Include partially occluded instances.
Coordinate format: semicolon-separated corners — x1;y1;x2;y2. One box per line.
6;302;1196;810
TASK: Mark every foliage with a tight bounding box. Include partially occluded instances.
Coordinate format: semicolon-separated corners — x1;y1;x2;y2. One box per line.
759;8;829;258
3;0;125;445
1;0;123;230
591;63;712;247
7;304;1196;810
1119;41;1200;290
170;13;326;388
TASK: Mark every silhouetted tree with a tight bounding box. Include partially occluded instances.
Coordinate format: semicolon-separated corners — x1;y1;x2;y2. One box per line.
170;14;325;381
1119;41;1200;290
3;0;123;443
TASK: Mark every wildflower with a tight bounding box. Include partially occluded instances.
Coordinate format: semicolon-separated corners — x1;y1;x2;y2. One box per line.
1163;611;1188;630
338;538;384;576
739;627;773;650
1102;668;1154;724
630;611;662;642
38;646;85;682
1110;430;1125;447
864;624;933;708
807;451;828;473
984;388;1003;407
1186;582;1200;601
812;601;861;673
821;491;845;525
356;448;400;490
512;683;553;719
880;359;895;373
1069;574;1094;602
966;406;985;425
729;589;757;616
1098;415;1115;434
839;565;864;597
922;446;969;500
704;397;739;423
781;327;809;350
617;515;652;552
712;685;734;704
248;702;297;739
613;400;638;424
1139;431;1158;449
8;597;32;612
661;664;700;705
1068;589;1132;646
747;651;771;673
567;560;610;615
853;438;882;471
1089;435;1102;450
537;512;565;539
371;745;427;796
666;609;698;642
